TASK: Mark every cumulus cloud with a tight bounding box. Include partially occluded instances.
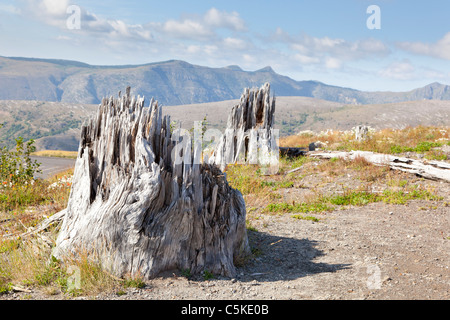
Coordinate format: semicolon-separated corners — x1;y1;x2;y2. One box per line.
153;8;246;41
325;57;342;70
203;8;246;31
26;2;247;44
295;34;389;62
378;59;449;82
378;60;416;80
271;28;390;70
21;0;153;41
396;32;450;60
160;19;214;40
40;0;69;16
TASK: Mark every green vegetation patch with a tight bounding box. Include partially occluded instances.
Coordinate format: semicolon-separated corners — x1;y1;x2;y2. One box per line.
264;186;443;216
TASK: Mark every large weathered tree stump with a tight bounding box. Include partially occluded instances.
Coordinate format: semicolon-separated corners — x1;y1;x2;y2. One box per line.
52;87;250;279
209;83;279;172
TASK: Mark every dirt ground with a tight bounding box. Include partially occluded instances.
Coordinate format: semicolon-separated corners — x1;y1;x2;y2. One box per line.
5;203;449;301
4;180;449;301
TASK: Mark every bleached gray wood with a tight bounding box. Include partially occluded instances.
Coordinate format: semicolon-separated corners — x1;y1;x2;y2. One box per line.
52;88;250;279
311;150;450;182
209;83;278;171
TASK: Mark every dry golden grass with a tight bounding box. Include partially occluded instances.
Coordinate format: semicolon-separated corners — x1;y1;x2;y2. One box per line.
0;165;149;297
280;125;450;157
1;125;448;297
32;150;78;159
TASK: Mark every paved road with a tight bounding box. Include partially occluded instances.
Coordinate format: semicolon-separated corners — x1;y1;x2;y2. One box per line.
31;156;76;180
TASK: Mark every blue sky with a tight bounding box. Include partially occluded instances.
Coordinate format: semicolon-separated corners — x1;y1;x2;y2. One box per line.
1;0;450;92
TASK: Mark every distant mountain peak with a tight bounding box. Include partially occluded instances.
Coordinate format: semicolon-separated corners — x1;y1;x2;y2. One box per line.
256;66;275;73
224;65;243;71
425;82;444;88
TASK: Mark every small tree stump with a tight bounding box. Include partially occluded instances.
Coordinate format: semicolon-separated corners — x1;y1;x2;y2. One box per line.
209;83;279;172
53;87;250;279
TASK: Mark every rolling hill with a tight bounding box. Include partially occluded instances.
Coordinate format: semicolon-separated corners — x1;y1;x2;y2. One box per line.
1;97;449;151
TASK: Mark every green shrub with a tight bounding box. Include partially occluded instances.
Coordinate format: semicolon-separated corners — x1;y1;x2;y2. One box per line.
1;135;41;187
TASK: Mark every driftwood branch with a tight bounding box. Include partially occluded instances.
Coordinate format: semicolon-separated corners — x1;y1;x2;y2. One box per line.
3;209;66;240
310;150;450;182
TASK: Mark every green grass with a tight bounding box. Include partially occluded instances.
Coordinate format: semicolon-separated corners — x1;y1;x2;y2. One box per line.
123;277;146;289
390;141;443;154
203;270;214;280
246;220;258;232
260;180;294;190
381;187;442;204
0;281;12;295
328;191;379;206
264;186;443;215
265;200;334;214
291;214;320;222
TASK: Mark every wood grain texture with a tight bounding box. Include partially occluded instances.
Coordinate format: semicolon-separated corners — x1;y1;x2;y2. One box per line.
209;83;278;171
53;87;250;279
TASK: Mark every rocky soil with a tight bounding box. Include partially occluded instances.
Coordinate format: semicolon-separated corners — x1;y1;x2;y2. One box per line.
4;199;449;301
2;158;449;301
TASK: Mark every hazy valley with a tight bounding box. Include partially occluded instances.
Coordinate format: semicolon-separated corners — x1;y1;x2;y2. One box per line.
1;97;450;151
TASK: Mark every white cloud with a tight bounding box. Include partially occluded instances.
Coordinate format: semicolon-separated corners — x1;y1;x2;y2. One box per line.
22;0;154;41
40;0;69;16
272;29;390;70
154;7;246;41
378;59;450;83
161;19;213;40
204;8;246;31
0;4;21;15
397;32;450;60
223;37;247;50
294;53;320;64
378;60;416;80
325;57;342;69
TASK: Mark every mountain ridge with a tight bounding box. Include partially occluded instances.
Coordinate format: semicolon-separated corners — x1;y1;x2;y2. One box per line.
1;55;450;106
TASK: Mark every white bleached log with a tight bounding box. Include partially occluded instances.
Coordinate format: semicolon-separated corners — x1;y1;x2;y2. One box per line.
310;150;450;182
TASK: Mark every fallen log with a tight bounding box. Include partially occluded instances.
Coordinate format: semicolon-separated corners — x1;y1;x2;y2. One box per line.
52;88;250;279
310;150;450;182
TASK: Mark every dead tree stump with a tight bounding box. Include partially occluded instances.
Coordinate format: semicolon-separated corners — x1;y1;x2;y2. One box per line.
53;87;250;279
209;83;279;172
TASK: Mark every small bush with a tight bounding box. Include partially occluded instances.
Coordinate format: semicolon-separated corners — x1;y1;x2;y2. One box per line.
1;136;41;187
